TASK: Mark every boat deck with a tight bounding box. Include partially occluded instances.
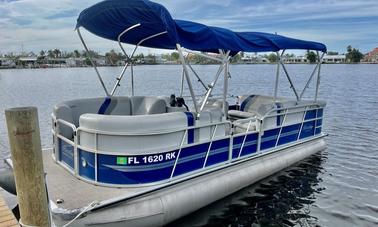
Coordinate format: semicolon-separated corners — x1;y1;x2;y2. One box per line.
0;192;19;227
43;150;156;210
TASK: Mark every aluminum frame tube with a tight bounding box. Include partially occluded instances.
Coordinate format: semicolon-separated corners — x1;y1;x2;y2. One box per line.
315;51;323;101
279;61;300;101
222;51;230;117
199;63;225;113
273;51;281;102
177;44;199;114
187;62;208;91
77;28;110;96
111;29;168;96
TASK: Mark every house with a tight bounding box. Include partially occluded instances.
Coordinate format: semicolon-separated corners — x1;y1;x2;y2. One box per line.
364;47;378;63
0;58;16;68
322;55;346;63
283;56;308;63
18;57;38;67
65;57;86;67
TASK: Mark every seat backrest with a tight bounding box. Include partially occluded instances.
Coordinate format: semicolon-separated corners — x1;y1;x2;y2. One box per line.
130;96;167;115
79;112;189;153
239;95;286;117
54;104;75;139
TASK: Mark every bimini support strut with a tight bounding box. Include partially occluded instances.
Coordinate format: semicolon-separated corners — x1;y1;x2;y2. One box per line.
111;25;167;96
314;51;324;101
221;50;231;118
299;52;325;99
77;27;110;96
273;50;284;102
177;44;199;114
187;62;208;91
199;61;225;113
111;23;141;96
279;54;300;101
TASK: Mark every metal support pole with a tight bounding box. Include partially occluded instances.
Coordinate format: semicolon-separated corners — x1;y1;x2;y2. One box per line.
223;51;230;118
299;52;325;99
187;62;208;91
315;51;323;101
111;30;167;96
177;44;199;114
274;51;280;102
117;24;141;61
77;28;110;96
280;61;300;101
199;63;225;113
180;67;185;97
131;63;135;96
181;48;223;63
299;62;320;98
5;107;50;227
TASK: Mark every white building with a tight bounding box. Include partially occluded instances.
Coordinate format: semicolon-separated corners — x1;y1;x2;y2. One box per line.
283;56;307;63
0;58;16;68
322;55;346;63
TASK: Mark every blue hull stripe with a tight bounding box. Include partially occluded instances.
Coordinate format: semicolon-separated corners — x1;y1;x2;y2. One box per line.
59;138;74;169
185;112;195;144
98;97;112;114
276;102;282;126
58;115;324;185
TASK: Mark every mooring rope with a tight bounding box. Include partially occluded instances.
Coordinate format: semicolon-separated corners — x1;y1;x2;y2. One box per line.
62;201;99;227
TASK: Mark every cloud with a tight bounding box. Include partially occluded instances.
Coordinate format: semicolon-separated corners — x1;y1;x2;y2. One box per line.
0;0;377;54
45;9;80;20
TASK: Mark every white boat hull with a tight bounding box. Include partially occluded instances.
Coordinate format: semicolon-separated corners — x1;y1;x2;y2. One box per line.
55;137;326;227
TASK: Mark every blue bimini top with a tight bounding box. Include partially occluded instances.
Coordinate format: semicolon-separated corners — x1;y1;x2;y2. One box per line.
76;0;178;49
76;0;327;53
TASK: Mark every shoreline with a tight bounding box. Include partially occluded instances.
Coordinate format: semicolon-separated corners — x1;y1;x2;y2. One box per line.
1;62;377;70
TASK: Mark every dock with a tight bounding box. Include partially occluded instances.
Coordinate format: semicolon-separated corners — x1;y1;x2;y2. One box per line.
0;192;19;227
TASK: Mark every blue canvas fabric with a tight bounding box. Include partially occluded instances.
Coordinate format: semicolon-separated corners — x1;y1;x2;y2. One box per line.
76;0;327;53
76;0;178;49
175;20;253;53
237;32;327;52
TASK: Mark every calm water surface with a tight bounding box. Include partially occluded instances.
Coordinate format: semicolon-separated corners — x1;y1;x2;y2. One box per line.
0;64;377;226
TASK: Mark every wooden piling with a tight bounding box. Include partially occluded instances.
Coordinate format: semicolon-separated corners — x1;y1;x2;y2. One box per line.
5;107;49;227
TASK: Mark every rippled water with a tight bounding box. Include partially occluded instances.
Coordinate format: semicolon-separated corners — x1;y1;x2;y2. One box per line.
0;64;377;226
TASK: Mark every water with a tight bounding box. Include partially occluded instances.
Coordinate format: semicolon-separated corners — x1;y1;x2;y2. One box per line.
0;64;377;226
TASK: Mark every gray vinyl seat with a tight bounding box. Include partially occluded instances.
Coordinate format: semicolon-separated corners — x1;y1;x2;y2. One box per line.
53;96;169;139
130;96;167;115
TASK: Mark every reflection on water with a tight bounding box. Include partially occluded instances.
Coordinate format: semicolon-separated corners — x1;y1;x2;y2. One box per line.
168;152;327;227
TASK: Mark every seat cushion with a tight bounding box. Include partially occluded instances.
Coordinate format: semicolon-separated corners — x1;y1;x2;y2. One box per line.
130;96;167;115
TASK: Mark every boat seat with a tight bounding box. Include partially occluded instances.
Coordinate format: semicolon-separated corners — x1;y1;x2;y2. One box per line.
53;96;169;139
228;110;258;119
233;121;257;134
239;95;286;116
79;112;190;153
130;96;167;115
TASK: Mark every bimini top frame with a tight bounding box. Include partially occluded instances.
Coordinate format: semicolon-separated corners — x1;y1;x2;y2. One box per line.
75;0;328;116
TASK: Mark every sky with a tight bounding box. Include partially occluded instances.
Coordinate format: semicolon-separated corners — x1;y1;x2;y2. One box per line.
0;0;377;55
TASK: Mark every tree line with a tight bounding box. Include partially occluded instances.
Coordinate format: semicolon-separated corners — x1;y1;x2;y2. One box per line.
1;45;366;64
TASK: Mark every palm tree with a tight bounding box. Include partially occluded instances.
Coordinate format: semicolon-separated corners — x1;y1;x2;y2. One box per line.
73;50;80;58
47;50;54;58
53;49;61;58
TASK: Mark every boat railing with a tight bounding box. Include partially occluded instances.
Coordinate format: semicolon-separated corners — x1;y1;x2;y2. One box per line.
52;101;324;185
231;102;324;156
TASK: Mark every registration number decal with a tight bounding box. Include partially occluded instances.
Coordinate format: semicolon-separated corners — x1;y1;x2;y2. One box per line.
116;151;177;165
